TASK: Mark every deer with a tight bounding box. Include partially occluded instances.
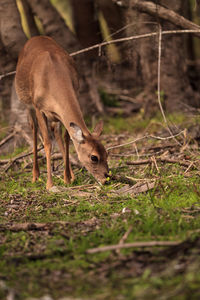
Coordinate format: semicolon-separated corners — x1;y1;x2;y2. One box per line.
15;36;109;190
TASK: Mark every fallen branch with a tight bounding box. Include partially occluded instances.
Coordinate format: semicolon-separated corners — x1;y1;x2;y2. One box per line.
114;0;200;37
0;222;50;232
0;131;15;148
0;218;98;232
2;146;44;172
117;180;156;195
87;240;181;254
0;146;43;166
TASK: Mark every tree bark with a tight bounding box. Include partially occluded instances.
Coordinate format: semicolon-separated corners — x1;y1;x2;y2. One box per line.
0;0;27;58
0;38;15;123
97;0;128;64
97;0;125;39
0;0;27;126
26;0;79;53
126;0;200;112
71;0;102;60
26;0;103;113
21;0;39;37
114;0;200;37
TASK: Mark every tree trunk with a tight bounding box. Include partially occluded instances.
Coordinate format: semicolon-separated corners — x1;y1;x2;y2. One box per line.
129;0;200;113
71;0;102;61
0;0;27;58
26;0;79;52
97;0;124;39
0;38;15;123
26;0;103;113
21;0;39;37
0;0;27;126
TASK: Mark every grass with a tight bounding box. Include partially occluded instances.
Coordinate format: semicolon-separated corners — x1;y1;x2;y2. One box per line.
0;169;200;299
0;113;200;299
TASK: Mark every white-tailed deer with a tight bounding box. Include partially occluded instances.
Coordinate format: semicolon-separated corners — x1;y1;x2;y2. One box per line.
15;36;109;189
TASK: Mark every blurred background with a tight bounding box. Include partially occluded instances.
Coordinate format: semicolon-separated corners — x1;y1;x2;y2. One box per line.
1;0;200;152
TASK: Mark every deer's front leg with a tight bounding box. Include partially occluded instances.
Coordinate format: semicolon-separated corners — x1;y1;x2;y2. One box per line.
35;108;53;190
52;123;74;184
29;109;40;183
64;130;74;184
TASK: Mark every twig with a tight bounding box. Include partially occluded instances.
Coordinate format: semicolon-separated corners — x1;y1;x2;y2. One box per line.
107;135;148;151
62;183;96;190
118;180;156;195
109;152;162;158
149;132;184;141
70;30;200;57
119;226;133;245
0;131;15;148
134;143;139;159
109;143;177;157
184;162;195;174
112;174;136;185
106;130;184;151
116;225;133;254
157;25;167;126
151;155;160;173
51;153;81;167
114;0;200;37
87;240;181;254
157;25;182;147
1;30;200;80
126;157;195;168
2;146;44;171
0;70;16;80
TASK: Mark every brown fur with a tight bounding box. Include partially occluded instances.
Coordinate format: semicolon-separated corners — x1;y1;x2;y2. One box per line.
15;36;108;189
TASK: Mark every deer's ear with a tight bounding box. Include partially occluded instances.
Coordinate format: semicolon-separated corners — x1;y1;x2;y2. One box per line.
70;122;85;144
93;120;103;137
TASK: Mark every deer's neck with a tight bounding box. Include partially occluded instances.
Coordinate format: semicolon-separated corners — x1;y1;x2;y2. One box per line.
53;92;89;137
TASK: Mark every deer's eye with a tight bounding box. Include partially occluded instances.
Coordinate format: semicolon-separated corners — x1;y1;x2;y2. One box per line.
91;155;98;163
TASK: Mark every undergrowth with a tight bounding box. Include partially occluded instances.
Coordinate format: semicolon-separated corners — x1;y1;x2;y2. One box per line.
0;113;200;299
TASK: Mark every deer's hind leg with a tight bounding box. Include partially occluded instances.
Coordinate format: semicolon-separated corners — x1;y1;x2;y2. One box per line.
29;108;40;183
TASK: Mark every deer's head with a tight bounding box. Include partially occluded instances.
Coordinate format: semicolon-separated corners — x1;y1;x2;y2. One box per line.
70;121;109;184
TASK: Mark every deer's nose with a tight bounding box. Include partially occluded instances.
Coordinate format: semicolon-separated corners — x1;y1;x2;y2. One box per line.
98;173;109;185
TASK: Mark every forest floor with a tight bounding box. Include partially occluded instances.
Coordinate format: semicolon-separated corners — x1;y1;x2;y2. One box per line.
1;112;200;300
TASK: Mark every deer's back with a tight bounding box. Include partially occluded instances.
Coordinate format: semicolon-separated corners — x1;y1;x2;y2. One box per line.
15;36;78;106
